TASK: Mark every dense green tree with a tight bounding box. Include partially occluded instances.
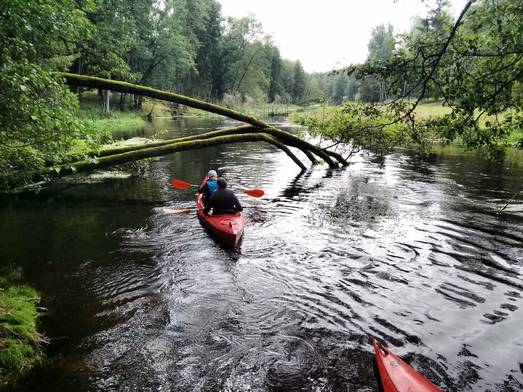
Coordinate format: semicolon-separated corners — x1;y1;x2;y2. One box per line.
267;48;283;102
0;0;95;186
174;0;223;99
332;73;348;104
279;60;295;103
358;23;395;102
346;0;522;149
78;0;133;80
367;23;395;63
344;77;360;101
128;0;194;107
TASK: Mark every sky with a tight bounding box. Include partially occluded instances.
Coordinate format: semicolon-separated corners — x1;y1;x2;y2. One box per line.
218;0;469;73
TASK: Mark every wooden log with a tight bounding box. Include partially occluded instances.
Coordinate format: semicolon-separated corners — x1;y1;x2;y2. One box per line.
50;133;308;178
58;73;341;167
82;125;257;158
75;125;323;166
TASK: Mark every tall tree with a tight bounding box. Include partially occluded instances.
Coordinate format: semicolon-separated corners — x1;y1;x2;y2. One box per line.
367;23;395;62
332;73;348;104
292;61;306;103
267;47;283;102
126;0;193;108
360;23;395;102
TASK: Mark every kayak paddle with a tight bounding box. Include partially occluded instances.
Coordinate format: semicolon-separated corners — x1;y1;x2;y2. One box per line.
169;178;264;198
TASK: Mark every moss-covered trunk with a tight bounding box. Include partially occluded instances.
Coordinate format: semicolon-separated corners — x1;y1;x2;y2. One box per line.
50;133;308;179
59;73;346;167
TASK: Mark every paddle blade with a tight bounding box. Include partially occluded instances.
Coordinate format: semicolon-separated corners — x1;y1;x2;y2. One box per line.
170;179;193;189
243;189;264;198
164;207;202;214
163;207;193;214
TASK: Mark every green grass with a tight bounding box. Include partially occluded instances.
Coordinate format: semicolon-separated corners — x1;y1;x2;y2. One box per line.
142;100;172;118
0;271;42;387
81;112;145;133
289;104;337;124
77;92;146;133
507;127;523;147
414;102;452;119
184;102;303;118
184;106;225;118
291;101;522;149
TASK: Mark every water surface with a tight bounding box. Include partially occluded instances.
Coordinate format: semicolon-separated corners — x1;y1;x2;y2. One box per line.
1;117;522;391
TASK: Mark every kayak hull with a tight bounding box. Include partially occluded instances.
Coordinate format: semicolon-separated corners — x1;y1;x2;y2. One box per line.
374;339;441;392
197;177;244;248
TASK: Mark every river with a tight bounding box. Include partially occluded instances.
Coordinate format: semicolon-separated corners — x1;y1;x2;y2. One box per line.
1;116;522;391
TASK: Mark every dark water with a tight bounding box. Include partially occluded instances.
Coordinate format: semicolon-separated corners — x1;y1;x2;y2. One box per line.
1;117;522;391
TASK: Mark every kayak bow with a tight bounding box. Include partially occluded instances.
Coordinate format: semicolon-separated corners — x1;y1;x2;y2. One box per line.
374;339;441;392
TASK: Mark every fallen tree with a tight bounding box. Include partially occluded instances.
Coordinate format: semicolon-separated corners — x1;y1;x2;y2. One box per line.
5;74;352;191
73;125;258;159
59;73;347;168
51;133;308;178
78;125;324;165
6;133;309;189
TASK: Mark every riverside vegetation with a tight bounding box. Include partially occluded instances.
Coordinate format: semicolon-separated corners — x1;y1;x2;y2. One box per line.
291;0;522;160
0;266;42;387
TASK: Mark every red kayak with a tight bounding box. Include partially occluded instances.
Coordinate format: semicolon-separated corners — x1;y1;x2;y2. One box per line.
374;339;441;392
196;177;245;248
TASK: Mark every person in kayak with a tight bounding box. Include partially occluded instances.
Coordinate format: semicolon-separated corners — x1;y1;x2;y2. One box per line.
198;169;218;206
204;177;243;215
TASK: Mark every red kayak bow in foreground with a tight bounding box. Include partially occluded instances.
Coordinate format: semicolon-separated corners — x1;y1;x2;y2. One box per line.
374;339;441;392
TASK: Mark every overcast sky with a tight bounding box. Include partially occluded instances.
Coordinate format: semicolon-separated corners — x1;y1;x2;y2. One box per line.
218;0;469;72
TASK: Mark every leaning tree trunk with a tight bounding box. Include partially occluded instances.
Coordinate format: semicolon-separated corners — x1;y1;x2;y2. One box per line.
73;124;339;168
58;73;346;168
49;133;308;180
102;89;110;114
7;133;309;190
76;125;258;159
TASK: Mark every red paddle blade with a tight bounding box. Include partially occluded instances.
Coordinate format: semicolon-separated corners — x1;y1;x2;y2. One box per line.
243;189;264;198
170;179;193;189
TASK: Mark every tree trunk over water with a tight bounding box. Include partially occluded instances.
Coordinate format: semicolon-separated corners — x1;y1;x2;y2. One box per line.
59;73;346;167
51;133;308;179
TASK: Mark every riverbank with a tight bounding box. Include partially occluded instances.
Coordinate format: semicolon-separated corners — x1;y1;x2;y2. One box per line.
77;91;304;132
0;267;43;388
289;102;523;149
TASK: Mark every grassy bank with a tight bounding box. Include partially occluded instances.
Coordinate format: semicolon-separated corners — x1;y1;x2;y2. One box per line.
290;102;523;148
0;267;43;387
77;92;147;133
290;102;453;122
77;90;304;127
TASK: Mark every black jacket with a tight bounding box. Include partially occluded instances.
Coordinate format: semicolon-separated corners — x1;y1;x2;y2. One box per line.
204;189;243;215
